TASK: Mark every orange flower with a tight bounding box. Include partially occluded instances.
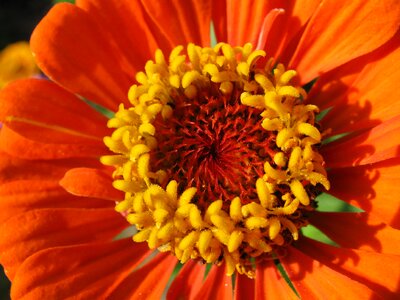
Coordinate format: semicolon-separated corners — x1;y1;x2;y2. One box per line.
0;0;400;299
0;41;39;89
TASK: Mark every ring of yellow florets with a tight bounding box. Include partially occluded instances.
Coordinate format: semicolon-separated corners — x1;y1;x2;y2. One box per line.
101;43;330;278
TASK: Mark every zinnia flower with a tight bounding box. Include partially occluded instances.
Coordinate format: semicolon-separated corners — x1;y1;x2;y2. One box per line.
1;0;399;299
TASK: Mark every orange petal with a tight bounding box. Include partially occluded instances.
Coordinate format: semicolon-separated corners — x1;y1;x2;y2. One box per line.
226;0;275;46
297;237;400;298
225;0;321;60
308;65;363;111
193;264;233;300
60;167;122;200
307;33;400;110
290;0;400;83
30;3;132;111
0;152;101;184
141;0;211;47
76;0;159;72
263;0;321;61
322;115;400;168
167;260;205;300
0;79;109;149
106;253;177;299
309;212;400;255
0;208;125;279
11;239;150;299
307;32;400;109
322;38;400;135
234;273;255;300
256;9;285;50
255;260;298;299
281;246;379;299
328;158;400;228
0;152;111;224
0;180;111;224
0;125;105;160
211;0;228;43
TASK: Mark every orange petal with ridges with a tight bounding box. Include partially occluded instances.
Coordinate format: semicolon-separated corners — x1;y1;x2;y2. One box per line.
322;115;400;168
307;61;364;110
76;0;160;72
106;253;177;299
11;239;150;299
30;3;132;111
0;208;125;280
290;0;400;83
0;125;105;160
0;180;111;224
255;260;298;300
310;31;399;107
306;32;399;110
328;158;400;228
60;167;122;200
0;152;100;184
320;33;400;135
141;0;211;47
256;9;285;50
234;273;255;300
263;0;321;62
226;0;275;46
225;0;321;60
0;79;108;136
211;0;227;43
309;212;400;255
193;264;233;300
0;79;110;146
0;151;104;182
167;260;205;300
281;246;379;299
297;238;400;298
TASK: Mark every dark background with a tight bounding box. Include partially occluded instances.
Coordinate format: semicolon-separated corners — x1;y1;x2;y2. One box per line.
0;0;53;49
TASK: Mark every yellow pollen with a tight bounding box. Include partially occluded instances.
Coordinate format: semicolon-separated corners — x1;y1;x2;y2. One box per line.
102;43;330;278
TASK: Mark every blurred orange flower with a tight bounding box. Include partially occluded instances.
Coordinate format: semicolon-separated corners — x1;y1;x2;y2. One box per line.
0;0;399;299
0;41;38;89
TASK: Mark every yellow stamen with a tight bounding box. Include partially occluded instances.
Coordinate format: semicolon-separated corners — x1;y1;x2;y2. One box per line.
229;197;242;222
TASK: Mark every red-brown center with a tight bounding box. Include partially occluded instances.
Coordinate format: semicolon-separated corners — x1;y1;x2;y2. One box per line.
152;88;276;207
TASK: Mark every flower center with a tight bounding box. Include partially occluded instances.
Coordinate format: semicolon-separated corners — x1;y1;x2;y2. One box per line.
151;86;274;206
101;43;330;278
